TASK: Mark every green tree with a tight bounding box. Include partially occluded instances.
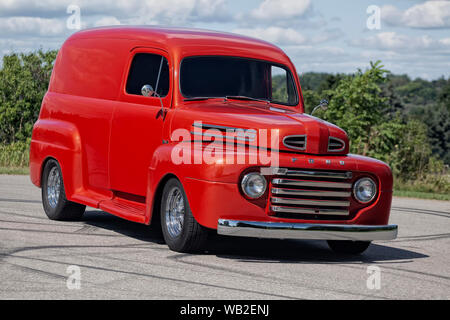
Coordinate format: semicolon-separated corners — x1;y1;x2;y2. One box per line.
438;78;450;111
301;89;321;114
319;61;390;156
314;61;446;181
389;119;432;179
423;105;450;164
0;49;57;143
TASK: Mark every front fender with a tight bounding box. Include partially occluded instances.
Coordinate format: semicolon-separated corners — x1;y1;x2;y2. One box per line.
144;144;394;228
144;142;249;225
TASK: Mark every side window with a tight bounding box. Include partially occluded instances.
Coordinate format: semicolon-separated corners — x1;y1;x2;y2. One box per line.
126;53;170;97
271;65;297;105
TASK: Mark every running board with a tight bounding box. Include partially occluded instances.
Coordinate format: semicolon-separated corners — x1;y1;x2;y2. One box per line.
99;198;146;224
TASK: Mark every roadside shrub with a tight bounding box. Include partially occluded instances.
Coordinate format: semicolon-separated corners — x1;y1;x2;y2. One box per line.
0;141;30;167
0;50;57;144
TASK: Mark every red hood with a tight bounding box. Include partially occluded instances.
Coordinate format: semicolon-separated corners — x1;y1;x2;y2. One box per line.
171;100;349;155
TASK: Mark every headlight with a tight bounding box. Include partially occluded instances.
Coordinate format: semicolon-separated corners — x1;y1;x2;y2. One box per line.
241;172;267;199
353;177;377;203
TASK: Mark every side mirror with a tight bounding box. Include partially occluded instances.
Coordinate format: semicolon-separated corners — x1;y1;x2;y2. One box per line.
141;84;155;97
311;99;328;116
141;84;166;121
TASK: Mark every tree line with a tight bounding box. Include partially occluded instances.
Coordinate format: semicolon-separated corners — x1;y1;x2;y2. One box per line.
297;61;449;194
0;50;448;194
300;63;450;166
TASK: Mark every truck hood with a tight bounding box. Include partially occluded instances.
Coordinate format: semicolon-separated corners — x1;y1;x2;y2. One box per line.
171;100;349;155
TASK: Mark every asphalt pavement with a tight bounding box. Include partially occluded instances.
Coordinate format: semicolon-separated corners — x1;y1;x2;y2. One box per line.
0;175;449;299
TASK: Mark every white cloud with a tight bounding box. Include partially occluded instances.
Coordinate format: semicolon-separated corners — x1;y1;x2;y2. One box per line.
382;1;450;28
350;32;450;52
0;17;66;36
233;27;307;45
0;0;230;23
236;0;313;27
0;0;448;80
122;0;230;25
0;0;230;38
232;26;343;47
249;0;311;21
0;0;66;17
359;49;450;80
94;16;121;27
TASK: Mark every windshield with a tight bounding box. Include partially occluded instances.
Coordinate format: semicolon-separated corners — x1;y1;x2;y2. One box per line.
180;56;298;106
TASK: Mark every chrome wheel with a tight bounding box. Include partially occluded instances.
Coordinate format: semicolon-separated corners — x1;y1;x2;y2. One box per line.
47;166;61;208
165;187;185;238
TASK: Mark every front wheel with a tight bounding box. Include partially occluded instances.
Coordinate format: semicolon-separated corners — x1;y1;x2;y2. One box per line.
327;240;371;255
41;159;86;221
160;178;208;253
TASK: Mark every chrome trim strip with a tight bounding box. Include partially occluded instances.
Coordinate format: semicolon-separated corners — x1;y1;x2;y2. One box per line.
190;131;253;142
192;123;256;135
217;219;398;241
271;206;349;216
281;169;352;179
328;136;346;152
271;188;351;198
282;135;307;151
269;106;287;113
272;178;352;189
271;197;350;207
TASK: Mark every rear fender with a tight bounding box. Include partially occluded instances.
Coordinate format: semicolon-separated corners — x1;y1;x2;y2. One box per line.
29;119;83;199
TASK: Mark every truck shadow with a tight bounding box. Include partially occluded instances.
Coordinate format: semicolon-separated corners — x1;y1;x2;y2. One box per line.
83;210;165;244
206;235;429;264
83;210;428;263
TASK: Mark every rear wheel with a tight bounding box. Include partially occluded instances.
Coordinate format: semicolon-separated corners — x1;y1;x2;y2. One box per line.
41;159;85;221
160;178;208;252
327;240;371;255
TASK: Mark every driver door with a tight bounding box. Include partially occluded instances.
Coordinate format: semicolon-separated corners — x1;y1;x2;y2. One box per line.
109;48;172;197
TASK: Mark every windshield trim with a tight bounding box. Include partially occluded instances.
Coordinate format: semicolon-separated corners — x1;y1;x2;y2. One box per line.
179;55;299;107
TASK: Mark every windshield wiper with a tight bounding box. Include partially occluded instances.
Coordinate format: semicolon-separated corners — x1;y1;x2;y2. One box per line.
184;96;271;104
184;97;220;101
225;96;270;104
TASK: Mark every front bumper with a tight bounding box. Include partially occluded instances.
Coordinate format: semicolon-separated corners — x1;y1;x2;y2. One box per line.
218;219;398;241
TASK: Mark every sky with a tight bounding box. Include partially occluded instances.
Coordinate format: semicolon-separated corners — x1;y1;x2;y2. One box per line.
0;0;449;80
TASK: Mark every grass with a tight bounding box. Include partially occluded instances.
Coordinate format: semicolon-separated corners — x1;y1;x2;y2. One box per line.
394;189;450;201
0;166;29;175
394;175;449;201
0;141;29;165
0;142;30;175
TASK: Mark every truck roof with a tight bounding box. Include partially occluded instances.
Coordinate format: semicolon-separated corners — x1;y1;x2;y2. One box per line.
68;26;290;62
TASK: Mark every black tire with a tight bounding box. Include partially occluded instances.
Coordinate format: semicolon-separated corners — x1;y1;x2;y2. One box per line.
41;159;85;221
160;178;208;253
327;240;371;255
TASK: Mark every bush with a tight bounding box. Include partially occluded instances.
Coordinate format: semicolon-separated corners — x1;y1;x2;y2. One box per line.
310;61;450;195
0;141;30;167
0;50;57;144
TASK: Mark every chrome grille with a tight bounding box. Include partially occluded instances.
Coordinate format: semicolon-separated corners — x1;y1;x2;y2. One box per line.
328;137;345;152
283;135;307;150
270;169;352;218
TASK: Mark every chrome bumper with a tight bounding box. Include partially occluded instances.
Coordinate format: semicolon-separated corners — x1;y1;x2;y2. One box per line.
217;219;398;241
